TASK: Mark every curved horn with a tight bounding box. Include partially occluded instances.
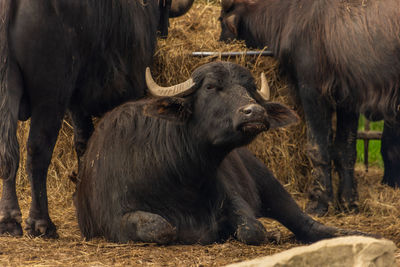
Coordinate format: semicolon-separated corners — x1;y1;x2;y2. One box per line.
258;72;270;101
169;0;195;18
146;68;196;97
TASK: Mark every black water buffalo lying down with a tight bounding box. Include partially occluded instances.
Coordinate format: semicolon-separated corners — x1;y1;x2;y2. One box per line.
74;62;366;244
0;0;192;237
219;0;400;215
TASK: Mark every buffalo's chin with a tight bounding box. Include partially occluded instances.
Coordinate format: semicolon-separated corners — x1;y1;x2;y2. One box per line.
238;122;268;135
236;117;270;136
211;123;268;149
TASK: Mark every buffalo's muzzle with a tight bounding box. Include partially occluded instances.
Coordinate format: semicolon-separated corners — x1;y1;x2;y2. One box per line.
236;104;269;134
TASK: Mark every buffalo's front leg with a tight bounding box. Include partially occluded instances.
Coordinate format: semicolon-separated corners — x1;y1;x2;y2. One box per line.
121;211;176;244
381;121;400;187
218;150;267;245
24;107;64;238
230;197;267;245
299;84;334;216
244;150;369;242
333;108;359;211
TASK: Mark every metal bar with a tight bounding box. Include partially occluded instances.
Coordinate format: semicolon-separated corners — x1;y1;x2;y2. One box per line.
191;51;274;57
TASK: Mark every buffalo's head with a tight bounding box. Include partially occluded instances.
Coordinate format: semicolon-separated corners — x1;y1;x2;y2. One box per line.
144;62;298;149
218;0;255;43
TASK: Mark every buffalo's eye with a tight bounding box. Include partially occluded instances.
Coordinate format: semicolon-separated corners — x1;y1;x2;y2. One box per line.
218;16;223;22
208;85;223;91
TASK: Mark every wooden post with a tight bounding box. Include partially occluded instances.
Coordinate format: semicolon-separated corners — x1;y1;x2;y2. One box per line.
364;120;370;172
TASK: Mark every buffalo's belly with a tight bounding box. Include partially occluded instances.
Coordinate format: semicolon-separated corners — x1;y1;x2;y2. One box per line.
11;1;80;103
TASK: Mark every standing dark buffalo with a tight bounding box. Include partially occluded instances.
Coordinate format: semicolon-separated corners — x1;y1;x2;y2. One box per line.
0;0;192;238
75;62;367;244
219;0;400;215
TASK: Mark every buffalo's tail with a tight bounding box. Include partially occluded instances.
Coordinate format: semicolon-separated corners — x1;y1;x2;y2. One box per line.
0;0;20;180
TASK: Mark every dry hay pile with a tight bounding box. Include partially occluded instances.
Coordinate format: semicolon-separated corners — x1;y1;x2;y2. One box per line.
1;1;400;266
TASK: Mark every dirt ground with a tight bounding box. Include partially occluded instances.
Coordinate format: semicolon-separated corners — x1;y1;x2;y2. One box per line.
1;1;400;266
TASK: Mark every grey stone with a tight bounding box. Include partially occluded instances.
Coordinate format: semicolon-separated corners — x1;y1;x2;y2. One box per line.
226;236;397;267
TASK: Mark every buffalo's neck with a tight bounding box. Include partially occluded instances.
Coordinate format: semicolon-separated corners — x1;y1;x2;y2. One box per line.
149;123;230;188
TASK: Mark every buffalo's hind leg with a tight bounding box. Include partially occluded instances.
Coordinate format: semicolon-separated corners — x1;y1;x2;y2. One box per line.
333;108;359;212
24;107;66;238
298;85;334;216
381;121;400;187
0;61;24;236
121;211;176;244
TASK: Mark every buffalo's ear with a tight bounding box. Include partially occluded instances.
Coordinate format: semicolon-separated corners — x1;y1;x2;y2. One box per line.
264;102;299;129
225;14;239;36
143;97;192;123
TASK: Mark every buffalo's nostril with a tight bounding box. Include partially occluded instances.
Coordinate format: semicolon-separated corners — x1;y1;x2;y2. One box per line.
242;107;253;115
240;104;263;116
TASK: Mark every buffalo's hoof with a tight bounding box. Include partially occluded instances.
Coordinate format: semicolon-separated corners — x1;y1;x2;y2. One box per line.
382;176;400;188
0;209;23;236
305;188;332;216
137;221;176;245
25;217;58;238
305;200;329;216
337;199;359;214
126;211;176;244
296;221;376;243
235;218;267;245
331;228;381;240
337;189;359;213
265;229;281;244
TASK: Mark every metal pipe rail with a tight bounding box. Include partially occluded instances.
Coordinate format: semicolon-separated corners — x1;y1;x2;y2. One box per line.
191;51;274;57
